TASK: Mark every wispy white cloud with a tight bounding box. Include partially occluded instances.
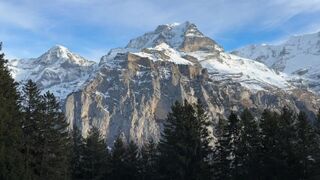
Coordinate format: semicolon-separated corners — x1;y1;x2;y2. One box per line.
31;0;320;36
1;0;320;58
0;1;47;31
3;0;320;33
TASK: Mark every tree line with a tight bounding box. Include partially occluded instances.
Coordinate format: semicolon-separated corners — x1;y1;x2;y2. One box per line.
1;50;320;180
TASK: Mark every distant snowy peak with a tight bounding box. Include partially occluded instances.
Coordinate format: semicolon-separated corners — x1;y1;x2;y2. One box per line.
233;31;320;72
233;31;320;93
125;21;223;52
8;45;97;99
285;31;320;50
36;45;95;66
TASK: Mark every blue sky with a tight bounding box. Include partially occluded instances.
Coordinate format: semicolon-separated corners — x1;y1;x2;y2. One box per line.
1;0;320;61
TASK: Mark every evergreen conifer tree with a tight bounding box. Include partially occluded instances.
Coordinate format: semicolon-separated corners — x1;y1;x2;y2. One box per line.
109;136;128;180
157;100;213;180
139;139;158;180
278;107;299;179
124;141;140;180
22;82;71;180
71;127;86;180
0;44;24;179
259;109;285;180
82;127;108;180
213;112;240;180
294;111;319;179
39;92;71;179
237;109;261;180
21;80;43;180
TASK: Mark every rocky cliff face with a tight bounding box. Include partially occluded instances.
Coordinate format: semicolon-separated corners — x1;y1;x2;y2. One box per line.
64;23;320;146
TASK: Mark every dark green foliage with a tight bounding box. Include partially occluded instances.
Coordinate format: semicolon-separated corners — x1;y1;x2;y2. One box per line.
108;137;129;180
236;109;261;180
139;139;158;180
316;109;320;135
21;80;43;180
259;109;293;180
40;92;71;179
81;127;108;180
125;141;140;179
71;127;85;180
157;100;213;180
0;48;24;179
21;81;71;180
294;111;320;179
258;108;320;180
213;112;240;180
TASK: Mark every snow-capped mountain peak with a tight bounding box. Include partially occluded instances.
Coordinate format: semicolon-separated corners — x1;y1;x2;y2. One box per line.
100;22;224;66
8;46;97;99
125;21;222;52
47;45;70;58
36;45;94;66
154;21;204;38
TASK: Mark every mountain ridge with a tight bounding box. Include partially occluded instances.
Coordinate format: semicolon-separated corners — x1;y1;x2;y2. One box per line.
232;31;320;94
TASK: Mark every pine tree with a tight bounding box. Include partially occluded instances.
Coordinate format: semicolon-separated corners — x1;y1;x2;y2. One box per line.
71;127;86;180
21;79;43;180
39;92;71;179
0;45;24;179
314;109;320;179
259;108;301;180
109;136;128;180
259;109;285;180
236;109;261;180
157;100;213;180
125;141;140;180
278;107;299;179
82;127;108;180
213;112;240;180
315;109;320;136
22;82;71;180
139;139;158;180
294;111;319;179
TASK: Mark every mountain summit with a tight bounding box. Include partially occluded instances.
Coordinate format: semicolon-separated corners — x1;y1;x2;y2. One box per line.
126;21;223;52
8;45;96;98
36;45;94;66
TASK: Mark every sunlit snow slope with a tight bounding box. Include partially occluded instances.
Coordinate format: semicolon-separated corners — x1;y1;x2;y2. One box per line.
233;31;320;93
8;45;97;99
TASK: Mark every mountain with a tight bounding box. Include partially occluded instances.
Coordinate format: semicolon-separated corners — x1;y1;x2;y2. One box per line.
63;22;320;145
100;22;291;91
8;45;97;99
232;31;320;93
